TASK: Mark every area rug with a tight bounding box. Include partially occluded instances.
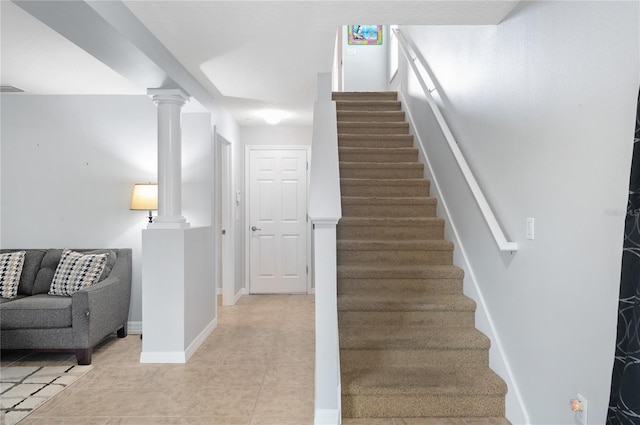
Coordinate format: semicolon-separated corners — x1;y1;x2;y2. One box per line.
0;365;92;425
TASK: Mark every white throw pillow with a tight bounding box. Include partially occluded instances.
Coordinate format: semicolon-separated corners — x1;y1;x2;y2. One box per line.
0;251;26;299
49;249;108;296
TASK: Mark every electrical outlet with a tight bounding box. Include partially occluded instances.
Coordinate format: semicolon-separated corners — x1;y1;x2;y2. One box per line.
572;394;588;425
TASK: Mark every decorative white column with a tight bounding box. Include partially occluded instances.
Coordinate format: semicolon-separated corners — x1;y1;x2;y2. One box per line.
147;88;190;229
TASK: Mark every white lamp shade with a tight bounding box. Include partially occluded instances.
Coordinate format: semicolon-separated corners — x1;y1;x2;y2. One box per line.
130;183;158;211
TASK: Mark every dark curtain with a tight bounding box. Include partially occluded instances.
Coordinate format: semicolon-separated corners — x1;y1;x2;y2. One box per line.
608;89;640;425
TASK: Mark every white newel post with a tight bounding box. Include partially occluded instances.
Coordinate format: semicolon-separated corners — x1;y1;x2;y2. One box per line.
147;88;190;229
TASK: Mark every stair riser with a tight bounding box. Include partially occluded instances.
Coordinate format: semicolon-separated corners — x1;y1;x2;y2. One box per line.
340;168;423;179
333;93;398;102
336;101;401;111
338;278;463;295
338;136;413;148
337;250;453;265
340;348;488;368
339;311;475;327
342;395;505;418
338;124;409;135
342;204;436;217
337;225;444;240
341;185;429;197
338;112;406;122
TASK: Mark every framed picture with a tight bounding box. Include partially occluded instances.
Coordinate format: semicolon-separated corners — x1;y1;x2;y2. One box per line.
348;25;383;45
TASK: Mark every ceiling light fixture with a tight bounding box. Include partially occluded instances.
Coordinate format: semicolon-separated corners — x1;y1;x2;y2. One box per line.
259;108;290;125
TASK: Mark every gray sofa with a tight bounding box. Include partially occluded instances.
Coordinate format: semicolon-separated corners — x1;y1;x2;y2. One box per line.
0;248;132;365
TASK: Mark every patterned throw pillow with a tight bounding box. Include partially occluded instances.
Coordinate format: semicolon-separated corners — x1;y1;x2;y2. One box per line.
49;249;108;296
0;251;26;299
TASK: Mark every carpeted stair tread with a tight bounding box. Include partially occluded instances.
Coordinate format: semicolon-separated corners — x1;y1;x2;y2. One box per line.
341;196;437;206
335;100;402;111
339;146;418;154
338;278;463;296
341;178;429;187
340;162;424;170
333;91;398;101
338;293;476;312
338;239;453;251
339;325;489;350
338;217;444;227
337;111;406;122
338;122;410;135
338;134;414;148
341;366;507;396
338;264;464;279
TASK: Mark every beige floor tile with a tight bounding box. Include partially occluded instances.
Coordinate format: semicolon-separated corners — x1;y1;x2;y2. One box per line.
105;417;250;425
72;365;160;389
269;344;315;365
262;363;314;387
10;294;322;424
341;419;395;425
172;387;261;417
203;364;267;387
189;346;273;365
19;417;110;425
249;417;314;425
30;388;183;417
252;385;314;417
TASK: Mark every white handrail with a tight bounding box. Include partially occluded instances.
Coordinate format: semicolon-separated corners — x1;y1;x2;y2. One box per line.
393;28;518;253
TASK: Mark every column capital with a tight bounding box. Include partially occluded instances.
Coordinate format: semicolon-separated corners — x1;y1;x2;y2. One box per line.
147;88;190;106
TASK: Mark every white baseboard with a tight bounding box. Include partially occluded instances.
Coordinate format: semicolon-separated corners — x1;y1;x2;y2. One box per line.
139;318;217;364
185;317;217;361
140;351;187;363
314;409;341;425
127;321;142;335
233;287;246;304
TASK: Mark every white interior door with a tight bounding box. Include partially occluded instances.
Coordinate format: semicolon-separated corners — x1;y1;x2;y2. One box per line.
247;148;308;294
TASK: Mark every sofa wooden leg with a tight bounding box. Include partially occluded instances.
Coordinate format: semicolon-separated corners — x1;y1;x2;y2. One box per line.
117;324;127;338
75;348;92;365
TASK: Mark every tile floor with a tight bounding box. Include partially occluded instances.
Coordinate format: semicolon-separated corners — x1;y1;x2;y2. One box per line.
1;294;510;425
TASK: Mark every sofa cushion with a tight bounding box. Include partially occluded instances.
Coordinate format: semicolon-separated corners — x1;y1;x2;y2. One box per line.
31;249;63;295
0;294;72;329
49;249;107;296
0;251;26;299
19;250;47;295
30;249;117;295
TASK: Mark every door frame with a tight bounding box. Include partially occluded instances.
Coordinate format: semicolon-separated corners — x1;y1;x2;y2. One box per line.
216;130;236;306
244;145;312;294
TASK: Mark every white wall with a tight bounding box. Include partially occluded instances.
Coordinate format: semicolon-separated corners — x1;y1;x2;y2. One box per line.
343;25;389;92
395;2;639;424
0;95;239;328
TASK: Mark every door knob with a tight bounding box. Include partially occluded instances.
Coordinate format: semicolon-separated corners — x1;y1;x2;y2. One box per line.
251;226;262;231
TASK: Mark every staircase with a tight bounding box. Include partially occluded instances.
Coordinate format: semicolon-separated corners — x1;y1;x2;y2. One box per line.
334;91;508;419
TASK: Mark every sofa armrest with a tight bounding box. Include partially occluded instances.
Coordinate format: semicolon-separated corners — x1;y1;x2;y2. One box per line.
71;249;132;348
